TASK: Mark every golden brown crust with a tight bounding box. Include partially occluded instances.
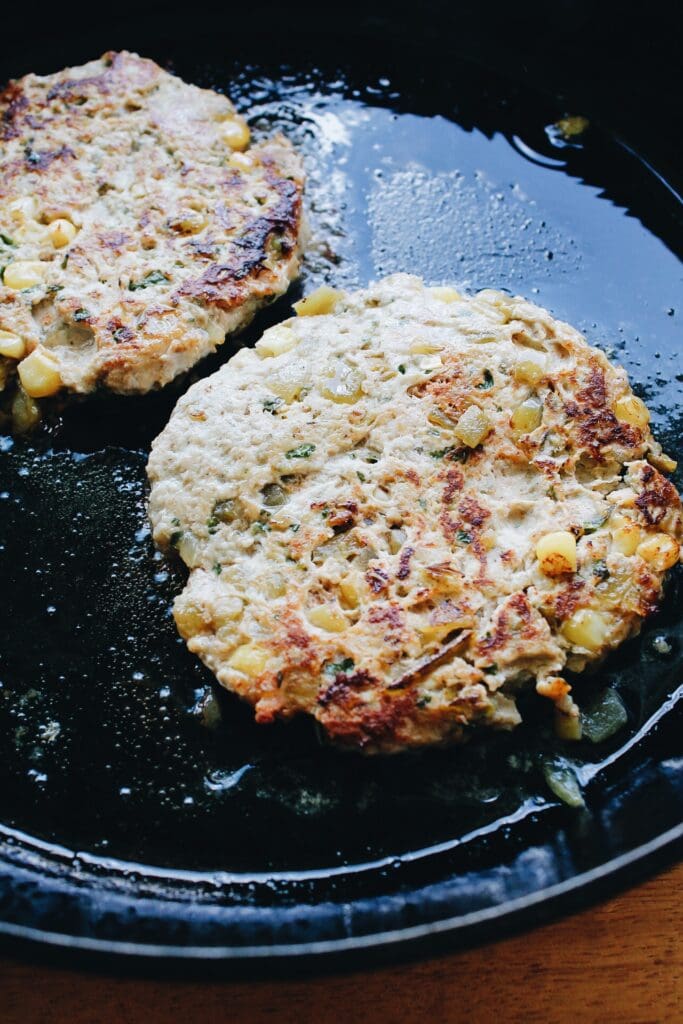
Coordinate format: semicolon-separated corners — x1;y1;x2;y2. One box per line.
148;276;682;753
0;51;305;396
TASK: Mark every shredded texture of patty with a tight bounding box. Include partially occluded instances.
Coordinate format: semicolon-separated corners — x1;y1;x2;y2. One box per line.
0;51;304;398
147;275;681;753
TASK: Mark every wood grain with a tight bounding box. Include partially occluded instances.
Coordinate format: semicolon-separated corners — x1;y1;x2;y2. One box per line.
1;861;681;1024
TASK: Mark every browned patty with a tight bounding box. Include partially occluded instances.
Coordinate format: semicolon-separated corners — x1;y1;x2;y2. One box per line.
0;51;305;409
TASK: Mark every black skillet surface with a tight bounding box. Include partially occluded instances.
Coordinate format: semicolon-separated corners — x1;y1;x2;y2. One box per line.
0;5;681;972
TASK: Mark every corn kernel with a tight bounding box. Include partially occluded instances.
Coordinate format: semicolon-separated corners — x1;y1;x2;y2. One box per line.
339;578;359;609
320;364;363;404
269;360;310;402
228;642;269;676
263;574;287;599
636;533;680;571
611;519;642;556
0;330;25;359
3;260;45;290
453;405;491;448
561;608;611;652
513;359;545;385
511;397;543;434
177;533;200;567
429;286;461;303
536;530;577;575
214;597;243;626
255;324;298;358
554;708;583;741
388;528;407;555
294;285;343;317
307;605;348;632
17;347;62;397
11;386;41;433
47;218;77;248
648;451;678;474
228;151;256;171
614;394;650;429
8;196;39;223
222;118;250;151
480;529;496;551
174;603;206;639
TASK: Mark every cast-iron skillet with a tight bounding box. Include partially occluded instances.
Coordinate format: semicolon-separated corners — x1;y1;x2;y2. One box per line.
0;2;681;974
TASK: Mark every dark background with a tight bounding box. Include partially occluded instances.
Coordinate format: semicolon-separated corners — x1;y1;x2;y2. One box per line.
1;1;681;186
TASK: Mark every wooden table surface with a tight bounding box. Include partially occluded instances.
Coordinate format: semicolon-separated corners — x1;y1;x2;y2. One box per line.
2;859;681;1023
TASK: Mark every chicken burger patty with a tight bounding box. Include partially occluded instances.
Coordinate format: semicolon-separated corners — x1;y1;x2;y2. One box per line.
0;51;304;405
147;275;681;753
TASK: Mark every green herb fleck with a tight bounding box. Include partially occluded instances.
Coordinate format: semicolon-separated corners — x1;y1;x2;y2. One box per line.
321;507;329;519
285;443;316;459
290;523;300;533
263;396;283;414
324;657;355;676
206;516;219;535
73;308;90;322
456;530;472;544
356;471;366;482
416;694;432;708
398;364;406;374
431;445;469;462
212;563;222;576
0;234;15;247
170;530;183;547
476;368;494;390
483;663;499;673
252;521;271;534
129;269;169;291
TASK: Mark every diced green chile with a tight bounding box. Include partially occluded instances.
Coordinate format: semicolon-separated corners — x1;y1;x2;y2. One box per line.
542;757;585;807
580;688;628;743
583;512;609;534
261;483;288;507
212;498;239;523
